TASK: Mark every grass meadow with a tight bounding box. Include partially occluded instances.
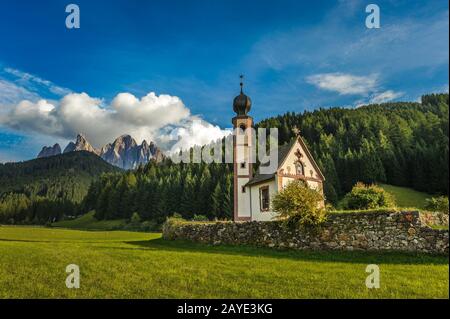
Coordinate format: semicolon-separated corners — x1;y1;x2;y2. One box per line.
379;184;433;210
0;226;448;299
52;211;126;231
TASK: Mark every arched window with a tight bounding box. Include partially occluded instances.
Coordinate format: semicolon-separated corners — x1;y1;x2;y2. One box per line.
295;162;304;176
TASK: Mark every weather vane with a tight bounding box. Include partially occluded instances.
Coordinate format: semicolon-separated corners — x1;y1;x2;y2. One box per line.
240;74;244;93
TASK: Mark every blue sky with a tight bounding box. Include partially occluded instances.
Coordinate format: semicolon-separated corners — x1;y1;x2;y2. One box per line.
0;0;448;162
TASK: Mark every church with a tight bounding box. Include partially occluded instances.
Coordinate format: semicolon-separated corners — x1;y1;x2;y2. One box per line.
232;79;326;222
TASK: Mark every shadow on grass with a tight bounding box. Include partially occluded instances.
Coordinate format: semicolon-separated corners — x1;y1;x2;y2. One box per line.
123;238;449;265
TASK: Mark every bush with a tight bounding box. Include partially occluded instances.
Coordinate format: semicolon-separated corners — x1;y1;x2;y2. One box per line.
342;183;395;210
171;213;183;219
271;180;327;227
425;196;449;214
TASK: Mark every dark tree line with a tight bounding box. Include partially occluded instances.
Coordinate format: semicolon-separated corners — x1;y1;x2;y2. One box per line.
83;161;234;224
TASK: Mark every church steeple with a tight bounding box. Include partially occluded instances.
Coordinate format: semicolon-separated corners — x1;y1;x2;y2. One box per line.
232;75;253;222
233;75;252;116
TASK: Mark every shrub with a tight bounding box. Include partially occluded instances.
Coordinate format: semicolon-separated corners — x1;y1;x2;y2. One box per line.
425;196;449;214
172;213;183;219
271;180;327;227
162;216;187;239
342;183;395;210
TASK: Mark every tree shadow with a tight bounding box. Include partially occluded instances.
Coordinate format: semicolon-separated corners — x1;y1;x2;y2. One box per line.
124;238;449;265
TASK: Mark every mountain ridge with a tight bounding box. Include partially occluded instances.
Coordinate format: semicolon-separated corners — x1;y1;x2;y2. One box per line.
37;133;164;169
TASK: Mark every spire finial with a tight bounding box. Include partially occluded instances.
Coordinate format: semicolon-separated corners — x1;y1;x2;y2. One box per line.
239;74;244;93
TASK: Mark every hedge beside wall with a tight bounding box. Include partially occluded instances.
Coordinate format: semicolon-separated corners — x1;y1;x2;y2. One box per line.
162;211;449;255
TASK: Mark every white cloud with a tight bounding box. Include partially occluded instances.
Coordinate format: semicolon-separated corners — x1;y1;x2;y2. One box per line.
306;73;378;95
3;68;71;96
112;92;189;127
0;91;230;152
163;118;232;154
306;72;404;107
369;90;404;104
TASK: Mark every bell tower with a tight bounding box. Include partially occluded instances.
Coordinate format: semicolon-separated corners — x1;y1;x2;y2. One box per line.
232;75;253;221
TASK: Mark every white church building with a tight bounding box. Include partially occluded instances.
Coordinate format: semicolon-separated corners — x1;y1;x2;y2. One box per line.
232;79;325;222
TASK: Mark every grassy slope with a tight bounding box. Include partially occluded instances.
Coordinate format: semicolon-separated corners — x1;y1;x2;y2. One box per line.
379;184;432;210
337;184;433;210
52;211;126;231
0;226;447;298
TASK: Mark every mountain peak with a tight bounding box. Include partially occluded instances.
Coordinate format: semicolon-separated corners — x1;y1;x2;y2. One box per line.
114;134;136;143
76;133;88;141
37;143;61;158
63;134;98;155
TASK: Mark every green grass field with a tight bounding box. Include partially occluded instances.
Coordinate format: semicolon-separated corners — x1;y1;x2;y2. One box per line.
0;226;447;299
379;184;433;210
52;211;127;231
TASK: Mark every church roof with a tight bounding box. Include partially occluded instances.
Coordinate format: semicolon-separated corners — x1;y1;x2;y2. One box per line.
245;136;325;187
245;139;295;187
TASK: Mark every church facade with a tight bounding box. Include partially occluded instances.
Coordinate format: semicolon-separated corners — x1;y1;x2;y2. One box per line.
232;80;325;222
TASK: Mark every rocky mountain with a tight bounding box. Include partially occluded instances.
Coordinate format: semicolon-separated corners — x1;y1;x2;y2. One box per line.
99;134;164;169
63;134;98;155
37;134;164;169
37;144;62;158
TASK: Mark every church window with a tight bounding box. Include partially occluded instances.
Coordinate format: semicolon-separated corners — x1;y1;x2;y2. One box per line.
259;186;270;211
295;162;304;175
242;186;246;193
240;162;246;168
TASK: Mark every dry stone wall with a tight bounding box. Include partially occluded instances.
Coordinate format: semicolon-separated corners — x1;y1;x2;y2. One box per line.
163;211;448;254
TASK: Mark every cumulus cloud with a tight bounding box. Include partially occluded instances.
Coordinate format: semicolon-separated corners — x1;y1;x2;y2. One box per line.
111;92;190;127
306;73;378;95
162;117;232;153
0;91;230;152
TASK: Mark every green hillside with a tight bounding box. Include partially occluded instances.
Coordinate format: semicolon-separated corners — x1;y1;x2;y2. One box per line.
0;151;120;224
379;184;433;210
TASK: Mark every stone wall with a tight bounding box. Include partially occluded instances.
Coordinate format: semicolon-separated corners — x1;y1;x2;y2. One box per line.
419;211;449;227
162;211;449;255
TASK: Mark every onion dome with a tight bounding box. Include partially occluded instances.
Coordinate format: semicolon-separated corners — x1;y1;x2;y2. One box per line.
233;75;252;116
